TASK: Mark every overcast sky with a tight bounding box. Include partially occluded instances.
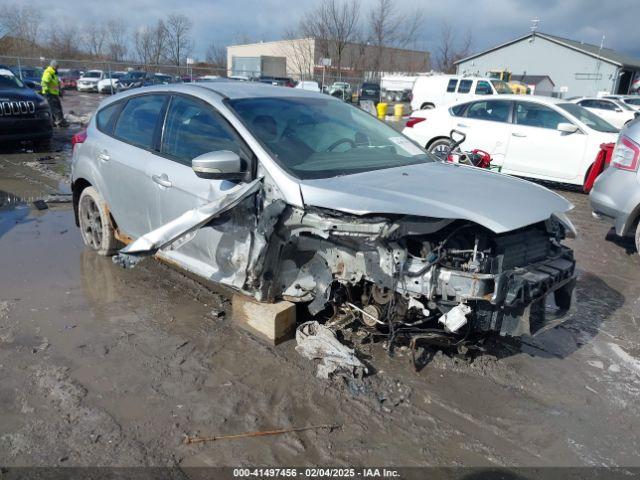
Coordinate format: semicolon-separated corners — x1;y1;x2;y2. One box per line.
44;0;640;61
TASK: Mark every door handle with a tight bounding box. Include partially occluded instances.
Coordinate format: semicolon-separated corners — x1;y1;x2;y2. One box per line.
152;174;172;188
456;123;469;128
97;150;110;161
511;132;527;138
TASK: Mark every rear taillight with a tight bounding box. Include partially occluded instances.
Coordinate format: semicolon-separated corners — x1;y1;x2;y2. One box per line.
405;117;426;128
71;129;87;151
611;135;640;171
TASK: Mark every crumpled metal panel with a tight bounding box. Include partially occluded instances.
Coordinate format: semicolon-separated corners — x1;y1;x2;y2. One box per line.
113;179;262;267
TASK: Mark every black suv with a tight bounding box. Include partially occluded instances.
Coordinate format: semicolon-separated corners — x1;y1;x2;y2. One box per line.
116;71;155;92
0;66;52;148
358;82;381;104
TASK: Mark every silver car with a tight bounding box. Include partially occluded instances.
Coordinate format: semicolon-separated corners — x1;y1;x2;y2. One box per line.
71;82;577;340
590;119;640;253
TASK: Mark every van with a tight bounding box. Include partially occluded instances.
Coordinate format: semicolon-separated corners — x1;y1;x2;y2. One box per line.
410;75;511;111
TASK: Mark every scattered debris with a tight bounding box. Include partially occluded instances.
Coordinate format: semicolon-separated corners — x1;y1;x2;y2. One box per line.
209;308;225;319
183;424;340;445
439;304;471;333
295;321;366;379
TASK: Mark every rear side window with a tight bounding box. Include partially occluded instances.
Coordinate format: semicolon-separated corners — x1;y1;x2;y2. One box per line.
465;100;510;122
446;79;458;92
96;102;120;134
450;103;468;116
458;80;472;94
161;95;245;165
515;102;567;129
113;95;166;149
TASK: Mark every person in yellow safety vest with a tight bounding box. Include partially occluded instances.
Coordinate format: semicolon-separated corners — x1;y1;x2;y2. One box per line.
41;60;68;127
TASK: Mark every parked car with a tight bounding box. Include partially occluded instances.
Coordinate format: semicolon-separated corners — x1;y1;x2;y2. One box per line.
357;82;381;104
411;75;512;111
59;69;83;90
590;119;640;253
71;81;576;340
116;71;154;91
403;95;619;186
153;73;177;85
571;97;638;128
77;70;106;92
194;75;221;83
329;81;352;101
602;95;640;111
10;66;44;89
97;71;126;94
0;67;52;149
270;77;295;87
295;80;320;92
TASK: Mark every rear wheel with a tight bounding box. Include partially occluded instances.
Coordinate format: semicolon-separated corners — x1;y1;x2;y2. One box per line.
635;222;640;255
78;187;117;256
420;103;435;110
427;138;454;160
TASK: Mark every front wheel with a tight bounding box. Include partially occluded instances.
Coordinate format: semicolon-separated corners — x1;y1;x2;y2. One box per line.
635;222;640;255
427;138;454;160
78;187;118;256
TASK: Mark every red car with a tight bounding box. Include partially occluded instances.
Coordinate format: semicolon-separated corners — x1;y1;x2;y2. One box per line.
59;69;83;90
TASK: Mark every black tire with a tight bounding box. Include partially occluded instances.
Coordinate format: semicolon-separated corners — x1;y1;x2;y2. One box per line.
427;138;454;160
78;186;118;256
420;103;435;110
635;221;640;255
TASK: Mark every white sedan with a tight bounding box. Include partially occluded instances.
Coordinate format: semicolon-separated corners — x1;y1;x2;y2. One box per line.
97;71;126;94
77;70;106;92
402;95;619;186
570;97;637;128
295;81;320;92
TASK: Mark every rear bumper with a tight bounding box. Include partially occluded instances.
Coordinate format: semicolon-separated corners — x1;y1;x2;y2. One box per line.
0;116;52;142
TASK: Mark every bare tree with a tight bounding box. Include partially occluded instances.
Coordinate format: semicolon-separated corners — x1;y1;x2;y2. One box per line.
135;20;168;66
205;41;226;69
366;0;425;74
300;0;361;78
164;14;193;67
281;28;315;80
83;21;108;58
0;4;43;55
106;18;128;62
434;22;472;74
48;24;81;58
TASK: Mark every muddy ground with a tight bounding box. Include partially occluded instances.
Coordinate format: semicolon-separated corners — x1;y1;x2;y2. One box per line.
1;91;639;469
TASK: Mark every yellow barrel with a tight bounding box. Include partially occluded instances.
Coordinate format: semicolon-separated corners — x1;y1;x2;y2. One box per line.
393;103;404;120
377;102;388;119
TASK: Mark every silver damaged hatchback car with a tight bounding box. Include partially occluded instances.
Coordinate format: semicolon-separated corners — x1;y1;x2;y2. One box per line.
71;81;577;341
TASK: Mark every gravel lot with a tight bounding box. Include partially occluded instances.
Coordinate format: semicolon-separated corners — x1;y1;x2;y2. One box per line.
1;91;639;468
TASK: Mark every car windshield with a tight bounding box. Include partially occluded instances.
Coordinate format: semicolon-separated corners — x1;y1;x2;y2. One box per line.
0;70;24;88
228;96;433;179
84;71;102;78
558;103;619;133
490;80;512;94
624;97;640;106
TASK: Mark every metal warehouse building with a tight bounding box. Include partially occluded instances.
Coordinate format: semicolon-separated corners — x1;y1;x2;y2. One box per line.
456;32;640;98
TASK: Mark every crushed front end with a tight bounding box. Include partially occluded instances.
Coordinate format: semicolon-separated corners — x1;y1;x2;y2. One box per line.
261;206;576;340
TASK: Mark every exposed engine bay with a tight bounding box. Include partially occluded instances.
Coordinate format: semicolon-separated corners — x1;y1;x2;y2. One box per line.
113;181;576;351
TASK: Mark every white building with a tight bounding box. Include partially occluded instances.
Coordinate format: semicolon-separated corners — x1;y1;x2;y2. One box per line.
456;32;640;98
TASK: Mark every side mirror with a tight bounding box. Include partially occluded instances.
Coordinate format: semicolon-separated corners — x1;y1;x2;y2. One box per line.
615;108;623;113
24;80;36;89
557;122;579;134
192;150;244;180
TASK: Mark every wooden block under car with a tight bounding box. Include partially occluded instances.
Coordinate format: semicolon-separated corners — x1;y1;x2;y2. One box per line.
232;294;296;345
